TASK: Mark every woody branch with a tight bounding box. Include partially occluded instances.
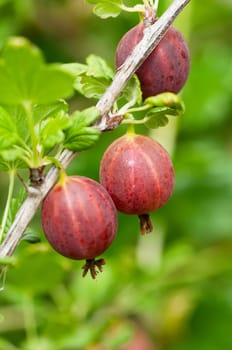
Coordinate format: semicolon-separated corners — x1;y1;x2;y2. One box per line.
0;0;191;258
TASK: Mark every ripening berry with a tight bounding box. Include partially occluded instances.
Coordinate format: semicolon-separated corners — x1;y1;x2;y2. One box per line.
115;23;190;98
100;133;174;234
41;175;118;278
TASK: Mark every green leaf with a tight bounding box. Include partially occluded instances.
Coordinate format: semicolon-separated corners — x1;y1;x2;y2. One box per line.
65;128;100;151
61;62;88;76
143;92;185;129
145;92;185;116
39;111;71;150
21;229;41;244
86;0;123;18
31;64;74;104
7;248;66;294
0;155;27;171
2;102;71;161
63;107;100;151
144;107;169;129
3;102;67;142
0;148;25;162
0;158;9;171
123;75;142;105
74;76;110;99
33;100;69;124
71;106;100;126
0;37;44;104
4;104;29;141
0;106;18;149
86;54;114;79
0;37;74;104
93;0;122;18
72;55;114;98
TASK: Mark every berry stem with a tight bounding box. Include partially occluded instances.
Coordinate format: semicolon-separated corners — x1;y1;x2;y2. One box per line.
46;156;67;186
138;214;154;234
57;166;67;187
126;123;135;135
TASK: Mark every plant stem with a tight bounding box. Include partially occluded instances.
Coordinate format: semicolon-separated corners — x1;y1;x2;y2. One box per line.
154;0;160;11
121;4;144;13
0;0;191;258
143;0;153;8
22;100;40;168
122;117;149;125
0;266;8;291
126;104;151;114
0;169;16;243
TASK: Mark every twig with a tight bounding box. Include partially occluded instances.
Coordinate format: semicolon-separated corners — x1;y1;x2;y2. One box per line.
0;0;191;258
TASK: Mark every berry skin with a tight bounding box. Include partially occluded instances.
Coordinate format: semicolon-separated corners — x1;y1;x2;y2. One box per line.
100;133;174;234
41;175;118;278
115;23;190;98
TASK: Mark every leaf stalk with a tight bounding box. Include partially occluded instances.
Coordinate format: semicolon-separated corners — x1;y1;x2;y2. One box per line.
0;169;16;243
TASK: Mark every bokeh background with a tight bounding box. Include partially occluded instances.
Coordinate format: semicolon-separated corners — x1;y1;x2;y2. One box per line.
0;0;232;349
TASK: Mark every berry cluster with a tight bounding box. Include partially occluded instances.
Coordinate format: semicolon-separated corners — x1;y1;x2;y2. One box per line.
41;21;190;279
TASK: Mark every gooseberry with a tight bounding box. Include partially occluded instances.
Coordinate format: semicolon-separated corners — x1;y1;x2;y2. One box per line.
41;175;118;278
100;133;174;234
115;23;190;98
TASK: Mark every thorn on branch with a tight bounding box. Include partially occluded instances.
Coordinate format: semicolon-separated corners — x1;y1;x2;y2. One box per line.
104;115;124;131
96;114;124;131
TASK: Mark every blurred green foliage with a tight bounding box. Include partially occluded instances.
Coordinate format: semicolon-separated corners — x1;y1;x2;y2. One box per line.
0;0;232;349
